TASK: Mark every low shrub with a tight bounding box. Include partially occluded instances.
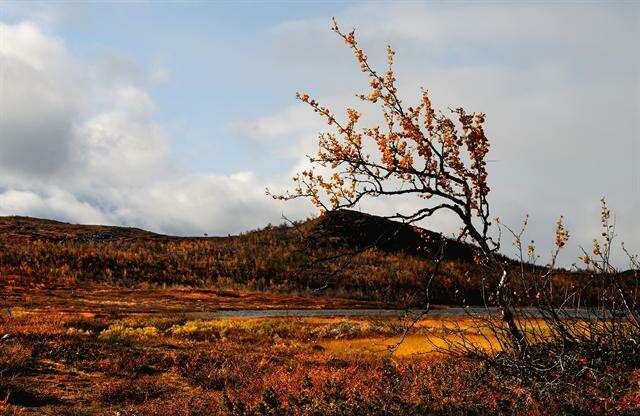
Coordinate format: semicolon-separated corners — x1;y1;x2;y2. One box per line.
99;324;159;342
99;376;171;404
0;342;33;376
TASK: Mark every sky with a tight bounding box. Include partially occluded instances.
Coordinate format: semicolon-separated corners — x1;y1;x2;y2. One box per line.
0;1;638;267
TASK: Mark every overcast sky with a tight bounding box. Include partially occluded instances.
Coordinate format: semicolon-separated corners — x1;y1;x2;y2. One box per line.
0;1;638;266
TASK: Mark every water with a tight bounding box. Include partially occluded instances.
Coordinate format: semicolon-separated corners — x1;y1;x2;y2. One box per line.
185;307;610;319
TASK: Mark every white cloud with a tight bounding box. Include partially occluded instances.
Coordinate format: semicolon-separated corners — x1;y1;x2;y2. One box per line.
0;21;67;71
0;189;109;224
0;21;83;176
106;172;305;236
0;20;308;236
77;111;168;186
150;65;171;85
247;3;640;265
112;85;155;116
231;105;315;141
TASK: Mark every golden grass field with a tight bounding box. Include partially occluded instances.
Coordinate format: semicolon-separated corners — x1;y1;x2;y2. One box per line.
0;287;470;415
2;285;638;415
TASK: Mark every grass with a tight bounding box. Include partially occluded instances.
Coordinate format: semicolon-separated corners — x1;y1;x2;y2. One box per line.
98;324;160;342
319;333;498;357
2;290;638;415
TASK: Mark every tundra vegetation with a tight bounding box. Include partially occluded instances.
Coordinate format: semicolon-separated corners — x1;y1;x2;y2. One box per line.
272;18;639;415
1;20;639;415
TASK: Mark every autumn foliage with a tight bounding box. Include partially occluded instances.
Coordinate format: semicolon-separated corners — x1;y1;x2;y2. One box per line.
269;18;639;407
273;19;495;254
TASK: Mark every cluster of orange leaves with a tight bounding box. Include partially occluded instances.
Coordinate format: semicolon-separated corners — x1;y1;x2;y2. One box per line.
277;19;491;216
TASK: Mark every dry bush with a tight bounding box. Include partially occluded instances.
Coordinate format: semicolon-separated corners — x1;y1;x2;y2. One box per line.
0;342;33;376
169;319;300;342
98;324;160;343
432;200;640;414
271;18;639;414
111;393;222;416
0;378;62;408
175;349;272;393
99;375;172;404
0;404;28;416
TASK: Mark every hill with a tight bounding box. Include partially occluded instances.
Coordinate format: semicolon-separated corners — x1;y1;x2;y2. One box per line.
0;215;165;243
0;210;471;252
0;210;616;306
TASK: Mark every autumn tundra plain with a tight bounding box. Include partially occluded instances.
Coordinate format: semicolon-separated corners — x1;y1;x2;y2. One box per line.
1;214;638;415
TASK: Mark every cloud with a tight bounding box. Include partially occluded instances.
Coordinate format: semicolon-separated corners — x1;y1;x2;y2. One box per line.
0;189;109;224
112;86;155;116
0;20;308;235
150;65;171;85
77;111;168;187
105;172;308;236
0;21;82;177
229;104;324;160
231;105;314;142
246;3;640;265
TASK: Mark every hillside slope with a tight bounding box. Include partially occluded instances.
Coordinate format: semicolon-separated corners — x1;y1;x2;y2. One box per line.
0;211;620;306
0;210;471;253
0;216;164;243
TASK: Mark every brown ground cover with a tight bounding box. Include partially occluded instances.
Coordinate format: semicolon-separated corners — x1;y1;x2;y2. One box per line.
2;215;639;414
2;284;389;316
0;213;596;307
1;290;638;415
